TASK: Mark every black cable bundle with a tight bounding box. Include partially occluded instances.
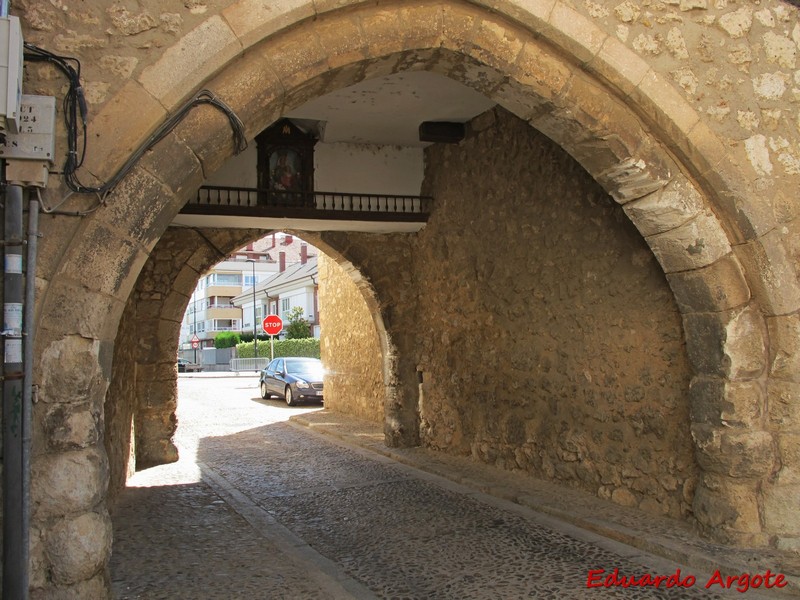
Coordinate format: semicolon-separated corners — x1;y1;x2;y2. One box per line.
22;42;248;198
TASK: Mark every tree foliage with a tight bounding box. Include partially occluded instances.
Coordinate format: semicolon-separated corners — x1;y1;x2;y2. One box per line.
213;331;241;349
285;306;312;339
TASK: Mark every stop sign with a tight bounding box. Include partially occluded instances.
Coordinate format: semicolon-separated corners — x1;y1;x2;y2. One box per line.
262;314;283;336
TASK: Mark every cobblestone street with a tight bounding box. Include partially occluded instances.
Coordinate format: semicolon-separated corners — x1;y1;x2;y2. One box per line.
110;376;796;599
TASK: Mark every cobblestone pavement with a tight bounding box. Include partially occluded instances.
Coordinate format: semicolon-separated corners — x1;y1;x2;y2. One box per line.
110;375;798;599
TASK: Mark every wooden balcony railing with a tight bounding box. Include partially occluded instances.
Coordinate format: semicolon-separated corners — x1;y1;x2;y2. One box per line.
181;186;432;222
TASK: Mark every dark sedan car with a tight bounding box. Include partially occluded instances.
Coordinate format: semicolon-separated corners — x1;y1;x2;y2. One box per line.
177;358;202;373
260;357;324;406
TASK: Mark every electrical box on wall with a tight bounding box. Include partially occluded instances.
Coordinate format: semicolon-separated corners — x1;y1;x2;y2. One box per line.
0;16;24;134
0;95;56;187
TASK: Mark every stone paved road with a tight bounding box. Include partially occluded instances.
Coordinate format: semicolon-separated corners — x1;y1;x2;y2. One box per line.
110;376;782;599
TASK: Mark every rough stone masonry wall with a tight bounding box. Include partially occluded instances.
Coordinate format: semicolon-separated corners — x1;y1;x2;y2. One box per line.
318;254;384;424
414;108;697;520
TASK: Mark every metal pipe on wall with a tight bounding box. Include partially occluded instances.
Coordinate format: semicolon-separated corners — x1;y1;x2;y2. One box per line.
22;195;39;592
3;183;28;598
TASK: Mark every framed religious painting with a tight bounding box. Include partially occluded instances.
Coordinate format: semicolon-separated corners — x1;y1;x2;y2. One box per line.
255;119;316;207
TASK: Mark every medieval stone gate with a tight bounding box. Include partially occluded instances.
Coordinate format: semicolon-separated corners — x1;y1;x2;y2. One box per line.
5;0;799;596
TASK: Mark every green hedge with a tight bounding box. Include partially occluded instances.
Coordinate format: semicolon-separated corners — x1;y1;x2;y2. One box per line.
236;337;320;359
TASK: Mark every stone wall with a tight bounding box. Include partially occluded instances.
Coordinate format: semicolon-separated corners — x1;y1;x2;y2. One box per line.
411;108;696;519
318;254;384;424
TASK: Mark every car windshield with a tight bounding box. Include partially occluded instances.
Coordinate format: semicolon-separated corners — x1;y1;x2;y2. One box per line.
285;358;323;379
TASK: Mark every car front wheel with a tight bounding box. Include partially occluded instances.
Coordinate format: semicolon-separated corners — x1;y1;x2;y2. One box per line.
285;386;296;406
260;381;269;399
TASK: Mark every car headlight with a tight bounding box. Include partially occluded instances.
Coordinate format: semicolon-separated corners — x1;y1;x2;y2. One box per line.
296;381;310;389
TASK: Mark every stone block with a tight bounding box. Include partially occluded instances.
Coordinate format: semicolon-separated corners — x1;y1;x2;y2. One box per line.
768;380;800;432
57;220;148;300
589;35;651;97
506;39;571;104
666;254;751;314
762;484;800;535
396;3;445;51
137;131;204;201
138;16;241;107
623;177;704;237
546;2;606;65
359;8;408;59
30;573;108;600
38;282;126;342
468;17;525;73
47;511;112;586
258;21;328;90
686;135;776;244
735;230;800;317
683;306;767;380
693;473;762;535
313;15;366;70
202;47;284;140
691;425;775;478
222;0;314;49
767;314;800;381
775;433;800;485
32;447;107;519
102;168;179;248
39;336;109;406
440;4;479;56
44;403;100;451
646;210;732;273
595;154;672;205
82;81;167;184
689;376;763;429
469;0;556;35
490;79;552;124
630;71;700;149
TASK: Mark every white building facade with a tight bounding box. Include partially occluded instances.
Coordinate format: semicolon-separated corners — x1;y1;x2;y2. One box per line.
179;234;317;352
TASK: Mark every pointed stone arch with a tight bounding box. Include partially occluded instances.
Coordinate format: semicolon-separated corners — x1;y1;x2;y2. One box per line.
31;0;799;592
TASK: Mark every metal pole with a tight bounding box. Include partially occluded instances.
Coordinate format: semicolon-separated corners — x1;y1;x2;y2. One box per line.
250;260;257;360
3;183;28;599
193;295;197;364
22;196;38;596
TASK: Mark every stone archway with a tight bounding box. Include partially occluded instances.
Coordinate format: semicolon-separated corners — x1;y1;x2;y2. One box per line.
27;0;800;594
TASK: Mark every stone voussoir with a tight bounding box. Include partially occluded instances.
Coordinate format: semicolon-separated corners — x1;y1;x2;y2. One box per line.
767;313;800;381
691;425;776;479
646;210;732;273
138;15;243;108
666;253;752;314
734;229;800;318
221;0;315;50
683;305;767;380
689;376;764;430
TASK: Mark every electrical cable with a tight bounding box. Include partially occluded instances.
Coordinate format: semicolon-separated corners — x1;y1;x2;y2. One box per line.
22;42;248;201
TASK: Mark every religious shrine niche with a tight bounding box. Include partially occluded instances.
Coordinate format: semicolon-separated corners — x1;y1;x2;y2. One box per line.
255;118;317;207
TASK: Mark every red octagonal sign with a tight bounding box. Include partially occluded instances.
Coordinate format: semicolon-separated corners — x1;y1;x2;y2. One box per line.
262;314;283;336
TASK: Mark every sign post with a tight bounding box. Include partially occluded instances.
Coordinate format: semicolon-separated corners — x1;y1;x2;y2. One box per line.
262;315;283;361
191;334;200;363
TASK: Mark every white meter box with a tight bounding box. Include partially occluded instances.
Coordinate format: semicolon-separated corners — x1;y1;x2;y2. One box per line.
0;95;56;161
0;16;23;133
